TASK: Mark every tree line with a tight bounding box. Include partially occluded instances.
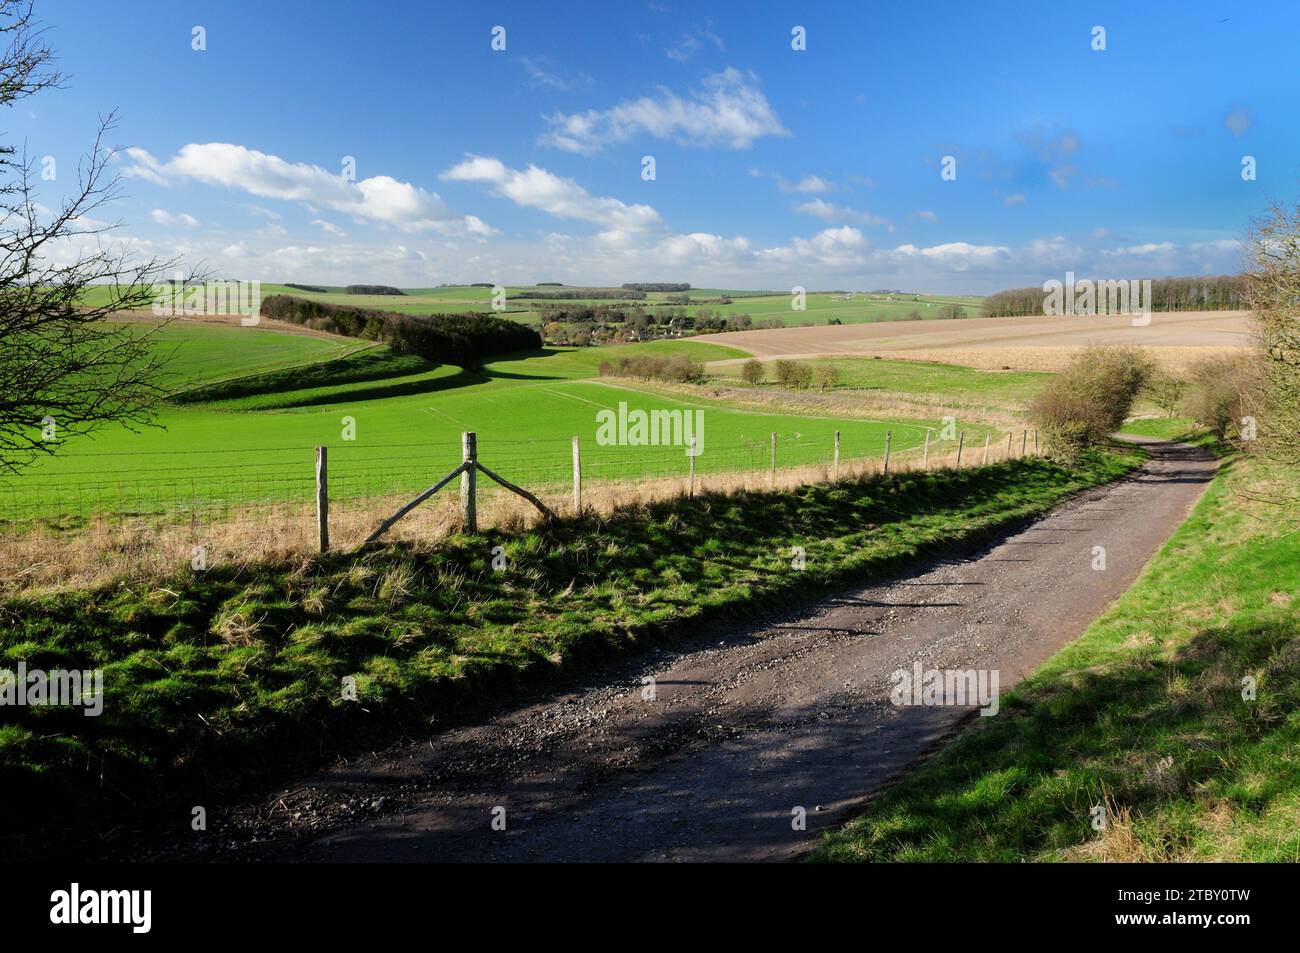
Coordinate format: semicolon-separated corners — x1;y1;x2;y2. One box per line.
984;275;1246;317
344;284;405;296
515;288;647;300
261;295;540;370
622;282;690;292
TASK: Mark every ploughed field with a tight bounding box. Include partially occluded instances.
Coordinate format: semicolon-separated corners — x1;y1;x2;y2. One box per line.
704;309;1254;370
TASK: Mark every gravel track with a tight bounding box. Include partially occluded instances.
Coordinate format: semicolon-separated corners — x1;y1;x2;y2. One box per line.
153;437;1217;863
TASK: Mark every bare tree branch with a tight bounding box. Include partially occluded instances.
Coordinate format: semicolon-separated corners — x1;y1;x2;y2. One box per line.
0;1;192;474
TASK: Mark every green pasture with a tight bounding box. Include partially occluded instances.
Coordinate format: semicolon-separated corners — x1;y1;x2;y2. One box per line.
712;356;1050;409
3;328;967;526
82;282;984;327
115;319;370;392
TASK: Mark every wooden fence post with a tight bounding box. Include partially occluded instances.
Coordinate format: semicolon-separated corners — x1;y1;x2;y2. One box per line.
833;430;841;480
315;446;329;553
460;431;477;533
982;433;990;465
922;431;930;470
1006;431;1013;460
956;431;965;467
688;436;697;496
1034;429;1039;455
770;432;777;486
1021;430;1028;457
882;431;892;476
571;436;582;515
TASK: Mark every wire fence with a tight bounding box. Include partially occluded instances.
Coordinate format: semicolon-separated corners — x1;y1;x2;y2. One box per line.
0;427;1039;591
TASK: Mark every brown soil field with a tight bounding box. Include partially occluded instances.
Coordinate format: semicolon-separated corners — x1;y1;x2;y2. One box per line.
706;310;1255;371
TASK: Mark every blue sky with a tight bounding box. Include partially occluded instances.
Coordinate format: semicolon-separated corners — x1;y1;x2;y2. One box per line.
18;0;1297;291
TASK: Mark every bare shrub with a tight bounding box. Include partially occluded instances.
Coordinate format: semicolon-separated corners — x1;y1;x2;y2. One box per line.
774;359;813;389
1246;202;1300;472
1185;354;1257;439
812;364;839;392
598;354;704;383
1144;373;1187;418
1030;346;1154;457
740;359;765;385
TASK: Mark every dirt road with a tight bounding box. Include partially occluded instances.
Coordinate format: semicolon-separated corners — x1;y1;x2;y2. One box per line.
173;438;1217;863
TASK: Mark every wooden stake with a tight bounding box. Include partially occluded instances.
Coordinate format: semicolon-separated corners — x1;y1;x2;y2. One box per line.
956;431;965;467
1021;429;1028;457
833;430;841;480
688;436;697;496
461;431;477;533
315;446;329;553
883;431;892;476
571;436;582;514
922;431;930;470
982;434;990;465
1007;431;1013;460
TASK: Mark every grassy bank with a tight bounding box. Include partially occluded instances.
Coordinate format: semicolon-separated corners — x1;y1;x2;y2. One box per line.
1;448;1139;855
816;449;1300;862
1120;416;1230;454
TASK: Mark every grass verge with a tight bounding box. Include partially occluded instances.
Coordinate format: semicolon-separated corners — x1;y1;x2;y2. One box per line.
1;447;1140;856
1120;417;1231;455
815;449;1300;862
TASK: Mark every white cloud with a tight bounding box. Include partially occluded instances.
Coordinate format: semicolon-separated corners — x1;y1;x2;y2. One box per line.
107;150;1245;294
1102;241;1177;257
666;24;725;63
887;241;1011;270
784;174;833;194
1224;106;1252;138
759;226;870;269
520;55;592;92
442;155;662;233
149;208;200;228
1014;126;1081;189
125;143;486;234
85;225;1243;297
540;68;788;154
1003;193;1027;207
1048;164;1077;188
794;198;891;229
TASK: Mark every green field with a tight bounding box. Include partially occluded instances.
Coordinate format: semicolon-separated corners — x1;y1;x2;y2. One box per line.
84;282;985;328
3;324;968;528
712;356;1050;410
120;319;371;393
